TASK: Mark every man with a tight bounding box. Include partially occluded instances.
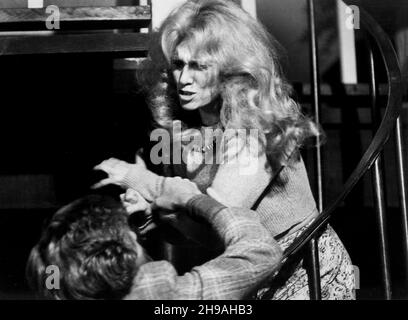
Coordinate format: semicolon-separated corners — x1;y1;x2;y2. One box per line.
27;175;282;300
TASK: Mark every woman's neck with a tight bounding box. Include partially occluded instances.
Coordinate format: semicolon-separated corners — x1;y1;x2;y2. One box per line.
198;99;221;126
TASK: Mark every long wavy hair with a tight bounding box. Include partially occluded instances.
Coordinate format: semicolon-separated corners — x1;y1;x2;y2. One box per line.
138;0;321;166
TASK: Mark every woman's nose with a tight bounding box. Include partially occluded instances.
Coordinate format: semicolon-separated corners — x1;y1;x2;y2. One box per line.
179;65;193;85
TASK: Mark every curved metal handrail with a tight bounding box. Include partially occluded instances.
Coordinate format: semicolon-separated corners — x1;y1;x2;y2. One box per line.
282;8;403;260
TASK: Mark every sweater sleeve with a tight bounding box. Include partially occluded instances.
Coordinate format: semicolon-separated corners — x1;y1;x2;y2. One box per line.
122;165;165;203
206;134;272;208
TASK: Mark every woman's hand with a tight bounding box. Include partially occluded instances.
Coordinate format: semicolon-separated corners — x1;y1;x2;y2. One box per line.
92;155;163;202
92;156;147;189
92;158;132;189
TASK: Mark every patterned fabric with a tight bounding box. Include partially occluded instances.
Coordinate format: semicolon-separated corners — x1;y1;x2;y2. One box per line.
256;224;356;300
124;194;282;300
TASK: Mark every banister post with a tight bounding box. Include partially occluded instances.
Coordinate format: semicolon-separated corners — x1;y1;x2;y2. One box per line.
367;40;392;300
307;0;322;300
395;107;408;295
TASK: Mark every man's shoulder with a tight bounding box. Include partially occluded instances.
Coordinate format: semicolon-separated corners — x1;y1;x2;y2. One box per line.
124;260;178;300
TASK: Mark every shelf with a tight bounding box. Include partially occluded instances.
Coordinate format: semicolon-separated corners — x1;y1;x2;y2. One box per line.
0;32;150;56
0;6;151;31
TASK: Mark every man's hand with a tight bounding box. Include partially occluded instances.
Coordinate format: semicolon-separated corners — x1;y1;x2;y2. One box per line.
120;189;151;215
120;189;156;236
154;177;201;211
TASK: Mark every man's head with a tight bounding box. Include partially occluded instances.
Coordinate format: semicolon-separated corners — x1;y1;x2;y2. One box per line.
26;195;147;300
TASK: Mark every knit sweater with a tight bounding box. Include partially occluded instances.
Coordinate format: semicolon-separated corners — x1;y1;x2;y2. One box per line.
123;133;319;239
167;134;319;238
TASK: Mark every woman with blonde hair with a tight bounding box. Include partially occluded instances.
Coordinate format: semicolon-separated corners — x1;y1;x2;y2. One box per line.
94;0;355;299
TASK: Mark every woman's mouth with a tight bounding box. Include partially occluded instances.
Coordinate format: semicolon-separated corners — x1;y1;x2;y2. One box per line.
178;89;195;101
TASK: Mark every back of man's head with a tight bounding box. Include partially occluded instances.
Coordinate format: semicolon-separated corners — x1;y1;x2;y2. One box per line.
26;195;139;299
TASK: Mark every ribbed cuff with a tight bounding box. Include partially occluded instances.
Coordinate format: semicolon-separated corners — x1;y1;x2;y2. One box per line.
122;166;164;202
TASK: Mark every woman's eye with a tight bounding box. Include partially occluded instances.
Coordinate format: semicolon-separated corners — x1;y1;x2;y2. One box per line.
189;62;208;71
197;64;209;71
172;60;184;70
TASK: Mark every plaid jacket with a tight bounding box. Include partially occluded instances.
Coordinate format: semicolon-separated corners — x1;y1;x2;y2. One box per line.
124;195;282;300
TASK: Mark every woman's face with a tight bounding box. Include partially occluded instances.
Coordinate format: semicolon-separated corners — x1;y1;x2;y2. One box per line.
171;46;220;111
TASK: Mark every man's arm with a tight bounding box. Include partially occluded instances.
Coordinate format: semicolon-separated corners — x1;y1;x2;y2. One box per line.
125;194;282;300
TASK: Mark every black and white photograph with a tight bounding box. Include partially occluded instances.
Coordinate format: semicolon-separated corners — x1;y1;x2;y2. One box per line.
0;0;407;304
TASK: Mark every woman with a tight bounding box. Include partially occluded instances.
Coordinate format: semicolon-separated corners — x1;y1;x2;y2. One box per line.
94;0;355;299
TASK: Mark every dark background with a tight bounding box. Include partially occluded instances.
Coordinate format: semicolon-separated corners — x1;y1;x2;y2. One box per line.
1;0;408;299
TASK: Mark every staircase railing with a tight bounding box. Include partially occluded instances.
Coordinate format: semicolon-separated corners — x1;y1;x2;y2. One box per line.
264;0;405;300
